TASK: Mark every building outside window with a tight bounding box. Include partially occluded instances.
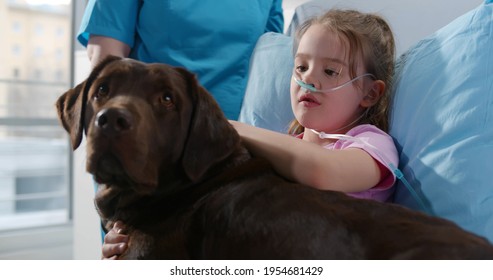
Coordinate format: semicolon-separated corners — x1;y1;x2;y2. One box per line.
0;0;73;259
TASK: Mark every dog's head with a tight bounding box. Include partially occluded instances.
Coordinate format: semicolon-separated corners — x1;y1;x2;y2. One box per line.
56;56;240;195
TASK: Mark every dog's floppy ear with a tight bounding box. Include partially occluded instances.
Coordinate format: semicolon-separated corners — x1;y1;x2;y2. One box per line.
178;68;241;182
56;82;86;150
55;55;122;150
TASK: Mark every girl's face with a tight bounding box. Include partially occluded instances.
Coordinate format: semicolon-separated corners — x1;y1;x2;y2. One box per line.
291;24;371;134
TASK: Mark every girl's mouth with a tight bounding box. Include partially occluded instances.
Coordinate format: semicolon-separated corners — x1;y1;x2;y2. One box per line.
299;94;321;107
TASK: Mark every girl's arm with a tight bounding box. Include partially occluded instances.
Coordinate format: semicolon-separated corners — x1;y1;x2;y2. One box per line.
87;35;131;68
230;121;382;192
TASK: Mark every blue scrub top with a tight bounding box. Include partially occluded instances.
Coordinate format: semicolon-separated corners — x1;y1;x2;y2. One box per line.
78;0;284;120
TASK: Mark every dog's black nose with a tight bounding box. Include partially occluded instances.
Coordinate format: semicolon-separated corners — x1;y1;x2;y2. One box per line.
95;108;133;135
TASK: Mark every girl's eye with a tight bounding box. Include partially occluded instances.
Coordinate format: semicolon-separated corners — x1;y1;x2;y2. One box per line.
295;65;307;72
325;68;340;77
95;83;109;99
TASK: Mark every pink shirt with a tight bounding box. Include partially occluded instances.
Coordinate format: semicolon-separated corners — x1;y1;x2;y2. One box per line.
298;124;398;202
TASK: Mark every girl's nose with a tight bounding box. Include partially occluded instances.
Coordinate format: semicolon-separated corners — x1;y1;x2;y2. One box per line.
300;71;321;91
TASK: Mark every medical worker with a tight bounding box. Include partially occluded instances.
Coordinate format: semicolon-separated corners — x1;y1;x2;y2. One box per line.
77;0;284;120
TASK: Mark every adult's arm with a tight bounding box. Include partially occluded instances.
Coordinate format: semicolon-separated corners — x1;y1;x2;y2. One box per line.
87;35;131;68
77;0;139;67
265;0;284;33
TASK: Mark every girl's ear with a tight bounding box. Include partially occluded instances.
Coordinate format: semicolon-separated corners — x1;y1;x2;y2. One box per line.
361;80;385;107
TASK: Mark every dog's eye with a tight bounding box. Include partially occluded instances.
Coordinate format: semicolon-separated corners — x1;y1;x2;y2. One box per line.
159;94;174;108
95;84;109;99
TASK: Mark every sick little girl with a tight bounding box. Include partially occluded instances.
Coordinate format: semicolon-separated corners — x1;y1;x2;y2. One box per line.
231;9;398;202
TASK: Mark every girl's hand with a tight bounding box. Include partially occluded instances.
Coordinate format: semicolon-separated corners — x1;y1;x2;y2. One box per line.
102;221;128;260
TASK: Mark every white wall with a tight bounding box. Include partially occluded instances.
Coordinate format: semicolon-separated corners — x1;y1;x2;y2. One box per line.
72;0;483;259
283;0;483;56
72;51;102;260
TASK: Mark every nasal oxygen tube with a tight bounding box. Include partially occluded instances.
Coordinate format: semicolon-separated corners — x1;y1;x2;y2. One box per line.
295;76;433;215
293;73;375;94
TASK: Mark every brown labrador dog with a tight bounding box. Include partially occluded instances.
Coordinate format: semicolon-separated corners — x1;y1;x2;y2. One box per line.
56;56;493;259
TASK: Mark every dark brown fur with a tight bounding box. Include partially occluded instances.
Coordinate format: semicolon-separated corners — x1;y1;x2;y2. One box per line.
56;56;493;259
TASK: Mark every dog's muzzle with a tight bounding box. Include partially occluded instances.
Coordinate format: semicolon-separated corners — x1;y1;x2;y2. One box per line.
95;107;134;136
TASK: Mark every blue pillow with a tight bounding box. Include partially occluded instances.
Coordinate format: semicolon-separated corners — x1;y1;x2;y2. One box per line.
239;32;295;133
390;0;493;242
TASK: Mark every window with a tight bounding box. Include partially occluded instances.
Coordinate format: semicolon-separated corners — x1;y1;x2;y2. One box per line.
13;68;20;79
55;48;63;61
56;26;64;37
34;23;44;36
55;69;64;81
12;44;21;56
0;1;72;236
33;46;43;57
12;21;21;33
31;69;41;80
